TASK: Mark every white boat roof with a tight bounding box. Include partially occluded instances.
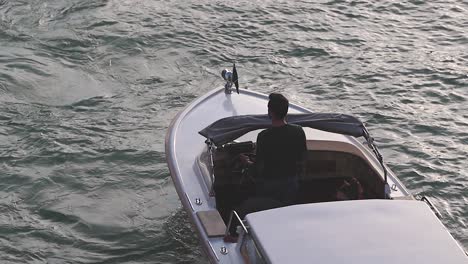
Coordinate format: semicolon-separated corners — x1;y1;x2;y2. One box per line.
246;200;467;264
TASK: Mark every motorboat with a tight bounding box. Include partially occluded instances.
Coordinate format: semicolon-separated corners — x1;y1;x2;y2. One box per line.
165;65;467;263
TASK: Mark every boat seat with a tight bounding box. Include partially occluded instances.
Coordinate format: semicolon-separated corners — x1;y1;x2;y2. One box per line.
196;210;226;237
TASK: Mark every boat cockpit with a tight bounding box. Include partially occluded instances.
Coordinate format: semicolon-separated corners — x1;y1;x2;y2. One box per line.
197;114;393;225
208;133;386;224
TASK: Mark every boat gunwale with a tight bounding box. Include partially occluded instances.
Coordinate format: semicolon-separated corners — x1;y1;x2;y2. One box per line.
165;89;223;263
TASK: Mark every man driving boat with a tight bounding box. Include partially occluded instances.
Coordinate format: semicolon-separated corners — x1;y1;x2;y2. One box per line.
240;93;307;205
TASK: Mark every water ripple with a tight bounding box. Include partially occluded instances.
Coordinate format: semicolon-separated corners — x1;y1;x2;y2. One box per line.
0;0;467;262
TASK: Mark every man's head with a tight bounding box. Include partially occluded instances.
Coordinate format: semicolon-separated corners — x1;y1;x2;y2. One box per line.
268;93;289;120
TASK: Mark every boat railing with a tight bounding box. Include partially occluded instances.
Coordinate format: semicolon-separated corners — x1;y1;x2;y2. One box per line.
362;126;392;199
418;195;442;219
225;210;248;237
206;140;216;197
225;210;267;264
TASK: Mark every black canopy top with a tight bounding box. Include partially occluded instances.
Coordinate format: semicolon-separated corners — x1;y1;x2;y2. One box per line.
199;113;366;146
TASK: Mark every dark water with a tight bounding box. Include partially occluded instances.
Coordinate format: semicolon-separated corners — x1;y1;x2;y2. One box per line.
1;0;467;263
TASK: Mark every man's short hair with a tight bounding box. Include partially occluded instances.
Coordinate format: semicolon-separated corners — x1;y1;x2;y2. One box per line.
268;93;289;119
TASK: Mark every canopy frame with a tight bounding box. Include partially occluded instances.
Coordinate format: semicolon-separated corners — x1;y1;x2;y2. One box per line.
199;113;390;197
